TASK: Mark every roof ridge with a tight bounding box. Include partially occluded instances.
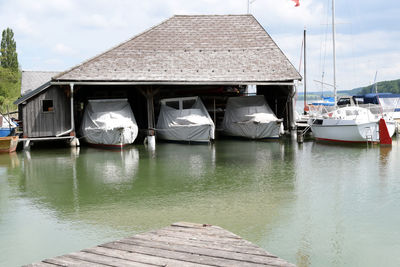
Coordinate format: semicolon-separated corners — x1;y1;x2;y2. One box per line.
53;15;176;81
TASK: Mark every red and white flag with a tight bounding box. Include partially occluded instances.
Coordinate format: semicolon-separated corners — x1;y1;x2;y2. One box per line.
292;0;300;7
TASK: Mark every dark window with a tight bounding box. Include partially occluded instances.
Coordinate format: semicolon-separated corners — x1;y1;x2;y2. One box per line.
165;101;179;109
337;98;350;106
182;99;196;109
42;100;54;112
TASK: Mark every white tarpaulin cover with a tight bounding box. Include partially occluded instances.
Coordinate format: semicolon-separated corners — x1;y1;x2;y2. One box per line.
379;97;400;119
0;114;17;128
156;97;215;142
222;95;283;139
80;99;138;145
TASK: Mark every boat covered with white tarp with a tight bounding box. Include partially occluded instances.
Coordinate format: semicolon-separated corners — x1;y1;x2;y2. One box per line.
222;95;283;139
80;99;138;147
156;96;215;143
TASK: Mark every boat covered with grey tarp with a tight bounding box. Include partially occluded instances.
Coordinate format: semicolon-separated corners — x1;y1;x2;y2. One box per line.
222;95;283;139
80;99;138;147
156;96;215;143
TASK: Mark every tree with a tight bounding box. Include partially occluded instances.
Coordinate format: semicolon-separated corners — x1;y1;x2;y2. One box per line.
0;28;18;70
0;66;20;112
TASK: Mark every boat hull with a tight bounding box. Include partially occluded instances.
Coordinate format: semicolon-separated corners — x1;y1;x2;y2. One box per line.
0;136;19;153
0;128;13;137
83;127;138;147
311;120;396;143
157;124;213;143
223;121;282;139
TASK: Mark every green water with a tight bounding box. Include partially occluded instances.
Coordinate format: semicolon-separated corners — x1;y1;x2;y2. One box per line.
1;139;400;266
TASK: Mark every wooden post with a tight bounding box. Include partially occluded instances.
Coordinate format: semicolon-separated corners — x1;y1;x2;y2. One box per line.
213;98;216;123
139;86;159;150
146;88;155;133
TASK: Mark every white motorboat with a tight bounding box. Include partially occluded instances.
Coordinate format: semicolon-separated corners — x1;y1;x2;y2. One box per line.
310;106;396;143
80;99;138;148
222;95;283;139
156;96;215;143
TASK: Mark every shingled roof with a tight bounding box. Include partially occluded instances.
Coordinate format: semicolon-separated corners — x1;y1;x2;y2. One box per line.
54;15;301;84
21;71;59;95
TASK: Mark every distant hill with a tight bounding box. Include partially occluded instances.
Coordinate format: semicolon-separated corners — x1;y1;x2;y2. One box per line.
358;79;400;95
297;78;400;100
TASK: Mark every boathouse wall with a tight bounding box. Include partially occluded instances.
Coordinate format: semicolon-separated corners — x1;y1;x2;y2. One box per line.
21;86;71;137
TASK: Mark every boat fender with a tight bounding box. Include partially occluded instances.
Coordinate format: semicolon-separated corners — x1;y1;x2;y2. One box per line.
379;118;392;145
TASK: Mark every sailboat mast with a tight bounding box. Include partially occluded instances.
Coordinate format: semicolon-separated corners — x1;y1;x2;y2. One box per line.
304;29;307;114
332;0;337;106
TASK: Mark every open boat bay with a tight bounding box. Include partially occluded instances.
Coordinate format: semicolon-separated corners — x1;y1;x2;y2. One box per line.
1;139;400;266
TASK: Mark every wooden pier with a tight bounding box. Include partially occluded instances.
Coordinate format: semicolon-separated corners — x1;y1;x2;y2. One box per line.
26;222;295;267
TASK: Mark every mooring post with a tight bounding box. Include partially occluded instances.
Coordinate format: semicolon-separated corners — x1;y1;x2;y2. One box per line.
139;86;158;150
146;87;156;150
297;129;304;143
56;83;78;147
23;139;30;150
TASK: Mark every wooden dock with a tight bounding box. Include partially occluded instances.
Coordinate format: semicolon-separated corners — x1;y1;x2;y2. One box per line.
26;222;295;267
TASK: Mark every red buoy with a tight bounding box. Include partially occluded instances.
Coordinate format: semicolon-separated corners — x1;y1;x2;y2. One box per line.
379;118;392;145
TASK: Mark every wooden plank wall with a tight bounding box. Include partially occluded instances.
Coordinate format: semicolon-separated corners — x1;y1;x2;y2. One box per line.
23;86;71;137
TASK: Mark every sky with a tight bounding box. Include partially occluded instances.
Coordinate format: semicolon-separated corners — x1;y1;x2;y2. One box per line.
0;0;399;92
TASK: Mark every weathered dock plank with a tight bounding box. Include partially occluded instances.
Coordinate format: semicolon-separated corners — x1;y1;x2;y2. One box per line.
43;255;108;266
118;237;287;266
26;222;295;267
25;263;56;267
133;232;275;257
101;240;268;267
84;246;211;267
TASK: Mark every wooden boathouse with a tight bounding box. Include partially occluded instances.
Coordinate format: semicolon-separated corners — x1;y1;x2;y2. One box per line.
15;15;301;145
27;222;296;266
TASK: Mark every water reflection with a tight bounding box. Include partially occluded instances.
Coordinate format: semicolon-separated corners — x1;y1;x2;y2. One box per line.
379;146;391;175
5;139;398;266
9;141;297;235
79;147;139;184
153;143;216;179
0;152;20;169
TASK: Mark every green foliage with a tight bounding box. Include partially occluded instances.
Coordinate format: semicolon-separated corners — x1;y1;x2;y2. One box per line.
359;79;400;95
0;28;18;70
0;28;20;112
0;67;21;112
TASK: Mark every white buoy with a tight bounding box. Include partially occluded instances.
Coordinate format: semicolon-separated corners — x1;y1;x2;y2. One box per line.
70;137;80;147
147;135;156;150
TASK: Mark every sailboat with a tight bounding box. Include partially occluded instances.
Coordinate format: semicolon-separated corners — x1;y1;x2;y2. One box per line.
311;106;396;143
310;0;395;144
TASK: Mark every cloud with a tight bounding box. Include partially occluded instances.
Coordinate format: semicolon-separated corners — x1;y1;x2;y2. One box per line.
53;43;75;55
13;16;38;37
0;0;398;91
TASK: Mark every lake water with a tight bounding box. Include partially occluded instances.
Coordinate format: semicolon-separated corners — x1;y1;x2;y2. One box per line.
1;138;400;267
